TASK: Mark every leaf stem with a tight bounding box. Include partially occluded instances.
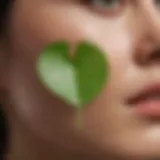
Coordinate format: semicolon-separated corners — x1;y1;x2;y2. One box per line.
76;107;83;130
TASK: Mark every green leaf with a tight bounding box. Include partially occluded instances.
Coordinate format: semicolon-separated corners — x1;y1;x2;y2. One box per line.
74;41;109;105
36;41;109;108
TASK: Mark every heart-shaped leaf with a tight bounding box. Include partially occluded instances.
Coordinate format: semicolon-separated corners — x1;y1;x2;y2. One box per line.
36;41;109;108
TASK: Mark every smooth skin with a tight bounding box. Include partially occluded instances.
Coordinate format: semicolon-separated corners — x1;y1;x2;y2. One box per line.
1;0;160;160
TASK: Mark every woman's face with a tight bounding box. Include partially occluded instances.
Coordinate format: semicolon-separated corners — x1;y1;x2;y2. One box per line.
4;0;160;159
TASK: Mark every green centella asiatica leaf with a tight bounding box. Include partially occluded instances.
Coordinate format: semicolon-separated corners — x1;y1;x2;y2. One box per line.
36;41;109;108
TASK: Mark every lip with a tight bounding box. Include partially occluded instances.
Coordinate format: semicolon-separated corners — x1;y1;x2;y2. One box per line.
128;84;160;117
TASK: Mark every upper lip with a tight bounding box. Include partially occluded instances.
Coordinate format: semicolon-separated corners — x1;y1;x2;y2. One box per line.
128;83;160;105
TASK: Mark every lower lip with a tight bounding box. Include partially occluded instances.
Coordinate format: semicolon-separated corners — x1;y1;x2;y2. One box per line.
133;100;160;117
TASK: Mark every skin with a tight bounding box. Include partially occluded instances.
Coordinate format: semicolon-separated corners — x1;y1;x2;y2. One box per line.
1;0;160;159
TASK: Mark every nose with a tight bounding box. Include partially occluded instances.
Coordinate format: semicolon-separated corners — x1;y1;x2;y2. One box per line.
134;35;160;66
133;1;160;66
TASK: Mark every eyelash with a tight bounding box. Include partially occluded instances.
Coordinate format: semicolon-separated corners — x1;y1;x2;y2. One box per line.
80;0;126;15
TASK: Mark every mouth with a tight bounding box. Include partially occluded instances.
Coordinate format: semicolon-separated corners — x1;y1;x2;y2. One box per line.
128;84;160;117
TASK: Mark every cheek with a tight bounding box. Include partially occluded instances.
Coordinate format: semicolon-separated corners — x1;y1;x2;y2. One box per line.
10;5;134;114
10;3;133;62
8;2;134;149
10;5;99;58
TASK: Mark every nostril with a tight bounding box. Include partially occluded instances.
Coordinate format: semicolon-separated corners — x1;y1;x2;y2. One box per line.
134;46;160;66
149;49;160;64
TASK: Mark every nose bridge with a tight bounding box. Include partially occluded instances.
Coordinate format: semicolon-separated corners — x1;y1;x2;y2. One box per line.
135;2;160;42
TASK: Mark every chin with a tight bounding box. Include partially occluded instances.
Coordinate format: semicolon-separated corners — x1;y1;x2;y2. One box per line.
88;135;160;160
105;140;160;160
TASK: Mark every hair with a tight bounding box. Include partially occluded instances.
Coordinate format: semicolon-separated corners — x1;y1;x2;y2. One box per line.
0;0;11;158
0;107;7;158
0;0;10;33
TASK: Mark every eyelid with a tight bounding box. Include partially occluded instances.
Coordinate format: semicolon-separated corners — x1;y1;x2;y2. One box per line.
81;0;128;16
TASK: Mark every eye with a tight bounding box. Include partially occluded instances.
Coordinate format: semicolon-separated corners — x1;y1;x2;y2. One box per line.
155;0;160;6
81;0;125;15
88;0;121;8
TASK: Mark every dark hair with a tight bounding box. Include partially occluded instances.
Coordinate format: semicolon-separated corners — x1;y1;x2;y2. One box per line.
0;0;10;33
0;0;11;158
0;107;7;157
